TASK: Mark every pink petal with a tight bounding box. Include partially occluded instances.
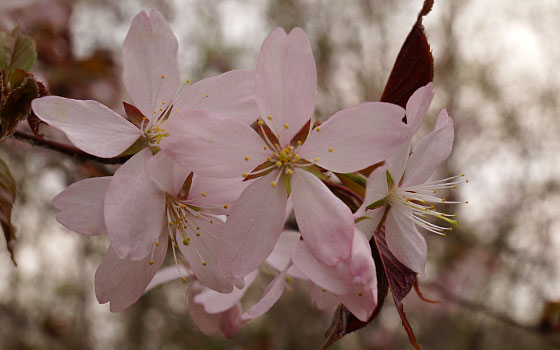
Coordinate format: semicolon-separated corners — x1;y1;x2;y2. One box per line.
122;10;179;118
362;166;389;209
291;169;353;265
219;172;287;280
95;230;168;312
265;230;307;280
292;229;376;299
194;270;258;314
387;143;410;185
176;214;234;293
405;82;435;136
187;282;222;335
402;110;454;186
145;265;190;292
52;177;111;235
385;209;427;275
144;151;190;196
104;148;166;260
291;240;351;295
174;70;258;124
355;206;384;241
187;175;248;213
162;110;268;178
238;263;290;323
339;287;376;322
31;96;142;157
256;28;316;145
298;102;409;173
308;282;340;310
219;305;243;339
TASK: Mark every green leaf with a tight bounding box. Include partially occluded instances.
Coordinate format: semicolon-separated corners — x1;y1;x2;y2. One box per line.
335;173;366;198
117;136;148;157
0;158;17;266
0;28;37;79
0;76;39;140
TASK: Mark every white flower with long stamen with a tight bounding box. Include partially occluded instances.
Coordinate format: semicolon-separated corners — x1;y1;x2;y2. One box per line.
357;108;465;275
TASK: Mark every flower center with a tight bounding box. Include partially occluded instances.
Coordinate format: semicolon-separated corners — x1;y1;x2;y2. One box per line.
241;119;322;187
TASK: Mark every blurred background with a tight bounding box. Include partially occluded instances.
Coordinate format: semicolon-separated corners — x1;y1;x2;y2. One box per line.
1;0;560;349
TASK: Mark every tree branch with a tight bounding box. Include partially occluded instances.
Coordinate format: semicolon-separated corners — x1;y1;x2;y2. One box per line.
12;130;129;164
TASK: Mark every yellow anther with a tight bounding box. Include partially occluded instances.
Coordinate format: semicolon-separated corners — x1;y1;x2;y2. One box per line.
180;204;186;209
149;260;155;265
287;168;293;175
461;173;465;176
465;201;469;204
442;198;446;202
294;154;300;160
196;233;200;236
223;204;229;209
297;140;302;145
322;289;326;293
466;179;469;183
449;227;453;231
205;94;209;97
153;111;157;114
169;222;174;226
202;262;207;266
183;239;189;246
276;161;283;167
442;233;447;237
267;157;271;161
201;192;207;197
155;242;160;246
264;145;268;150
284;123;289;129
244;155;250;161
433;190;437;193
358;292;363;297
315;126;321;132
159;108;163;111
161;75;165;79
267;115;273;120
186;79;190;83
271;181;277;187
162;101;165;105
328;148;333;152
195;215;199;218
258;120;264;125
196;226;200;230
313;157;320;162
181;277;187;283
452;185;457;189
242;173;248;177
209;220;213;224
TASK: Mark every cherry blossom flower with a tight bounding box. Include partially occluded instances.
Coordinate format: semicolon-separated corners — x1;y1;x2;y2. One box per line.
32;9;258;261
291;228;378;321
356;107;463;275
162;27;416;285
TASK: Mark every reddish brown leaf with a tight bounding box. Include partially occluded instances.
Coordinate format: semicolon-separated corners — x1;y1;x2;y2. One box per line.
27;79;48;138
0;158;16;266
123;101;146;128
380;0;434;109
414;279;440;304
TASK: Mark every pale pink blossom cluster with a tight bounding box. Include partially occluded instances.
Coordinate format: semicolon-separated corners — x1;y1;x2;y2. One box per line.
31;10;463;337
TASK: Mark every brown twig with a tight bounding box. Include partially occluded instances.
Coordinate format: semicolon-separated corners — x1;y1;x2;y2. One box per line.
12;130;129;164
425;281;547;334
